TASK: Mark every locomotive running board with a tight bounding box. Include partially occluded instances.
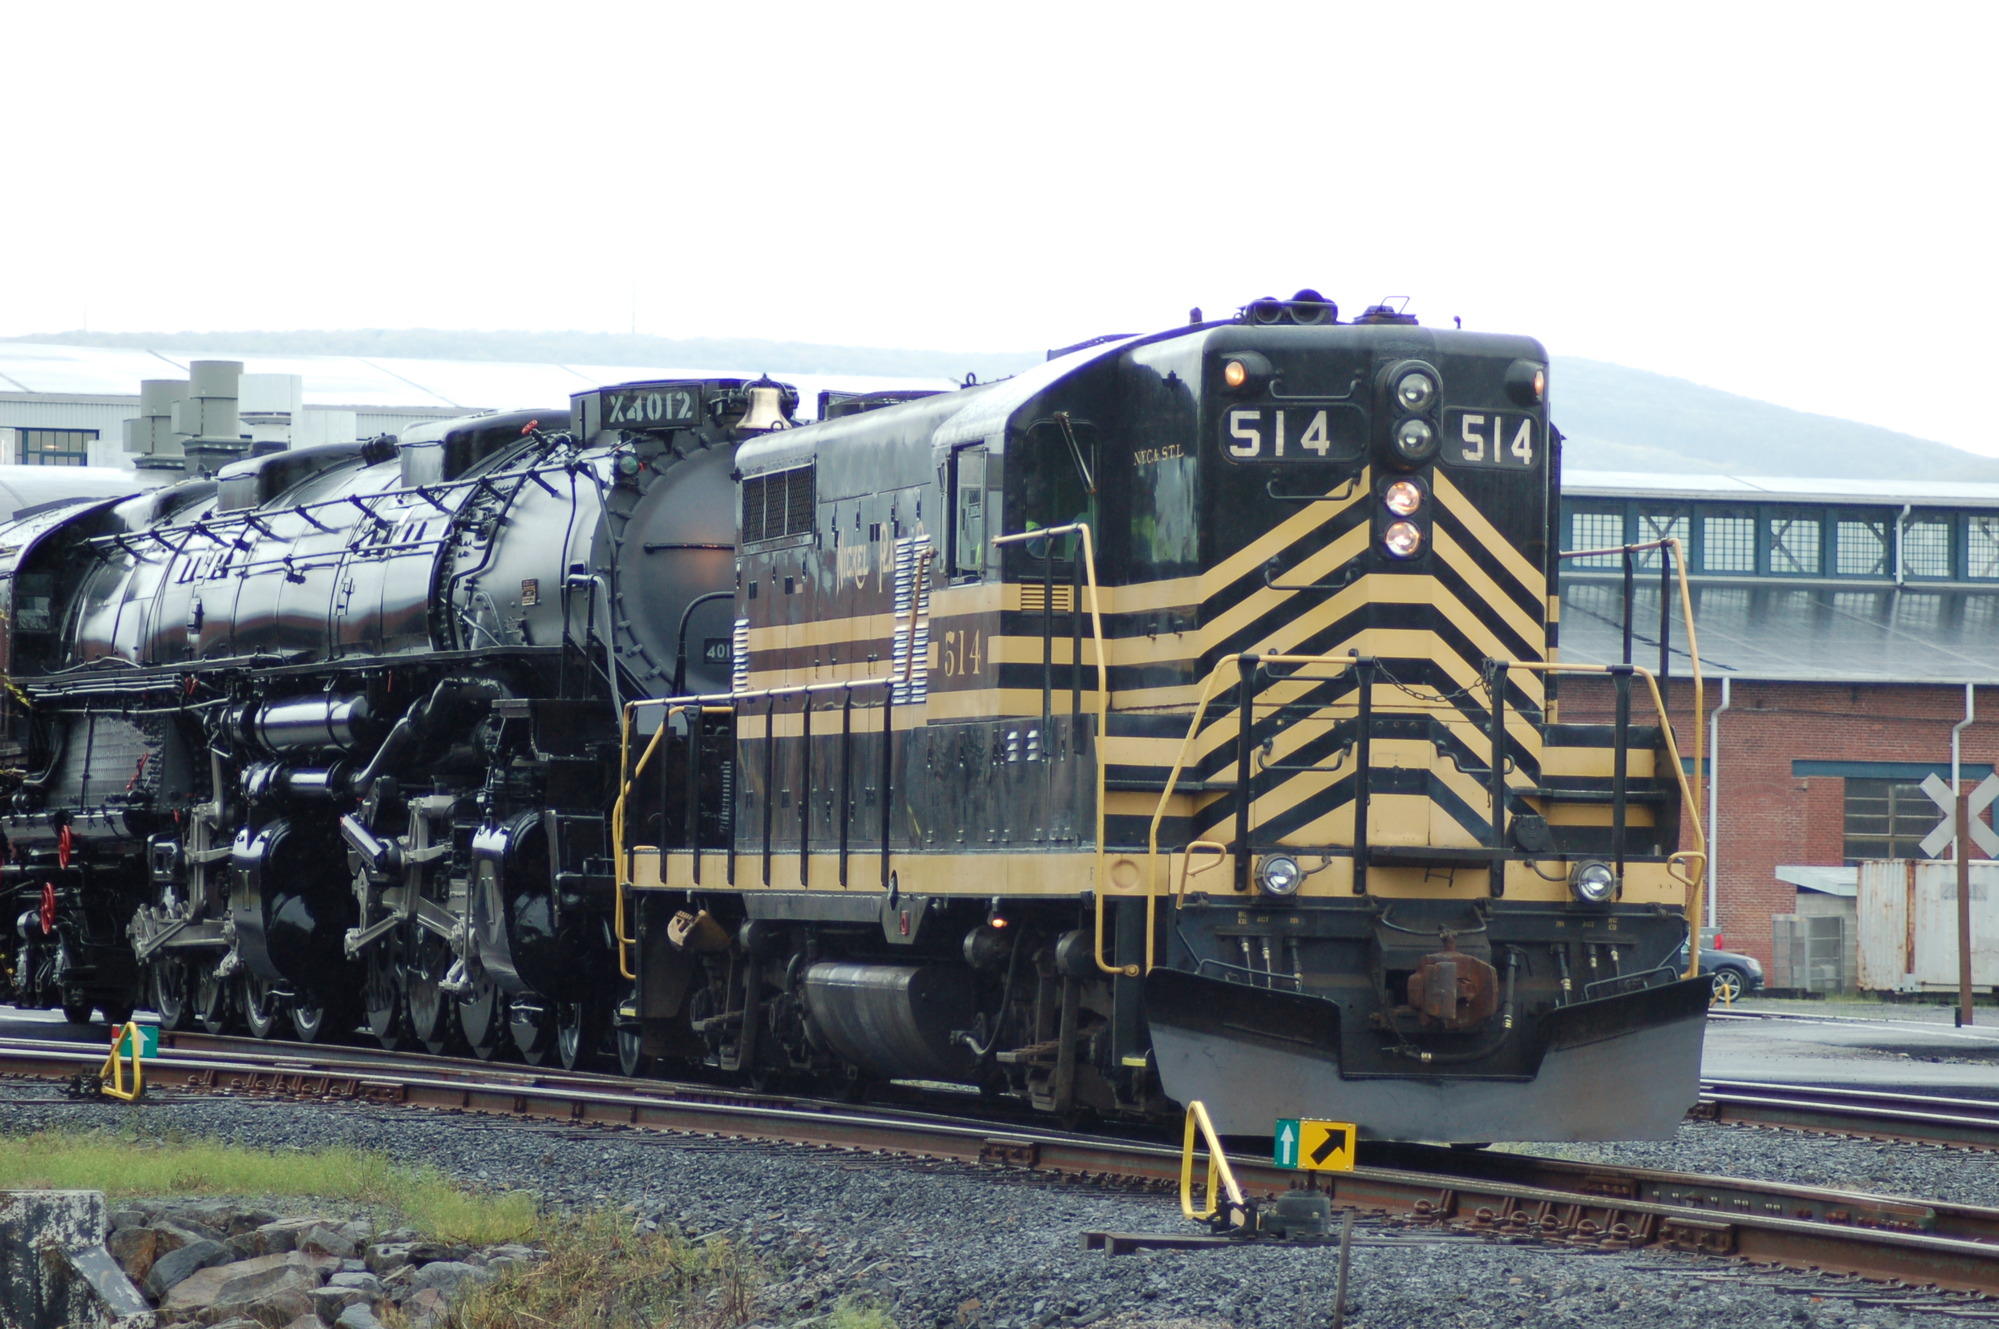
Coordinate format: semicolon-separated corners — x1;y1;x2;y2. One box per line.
1143;968;1711;1144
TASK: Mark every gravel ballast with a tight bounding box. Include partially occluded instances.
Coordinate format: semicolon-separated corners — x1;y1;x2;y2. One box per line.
0;1082;1988;1329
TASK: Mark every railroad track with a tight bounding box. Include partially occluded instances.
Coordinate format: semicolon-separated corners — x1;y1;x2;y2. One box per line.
4;1030;1999;1294
1699;1079;1999;1150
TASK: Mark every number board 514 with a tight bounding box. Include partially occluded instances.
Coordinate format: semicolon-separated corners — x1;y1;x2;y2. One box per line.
1444;410;1539;469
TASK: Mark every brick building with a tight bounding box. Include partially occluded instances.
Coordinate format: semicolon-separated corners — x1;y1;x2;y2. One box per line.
1555;472;1999;978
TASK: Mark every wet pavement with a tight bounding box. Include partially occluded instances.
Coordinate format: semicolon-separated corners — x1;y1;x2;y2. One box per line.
1704;997;1999;1098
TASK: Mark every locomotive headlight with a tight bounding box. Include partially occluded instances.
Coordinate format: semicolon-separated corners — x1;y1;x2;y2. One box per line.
1383;480;1424;516
1393;418;1438;463
1396;370;1437;412
1257;853;1303;896
1382;520;1425;558
1569;859;1618;904
1224;359;1249;389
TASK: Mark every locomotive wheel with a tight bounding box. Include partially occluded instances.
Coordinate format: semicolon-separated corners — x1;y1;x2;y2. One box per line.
363;945;412;1051
240;973;281;1040
458;981;506;1061
291;991;354;1044
509;999;557;1066
101;1000;135;1029
406;940;466;1057
555;999;604;1072
195;966;233;1035
613;987;652;1079
152;959;196;1031
60;995;94;1026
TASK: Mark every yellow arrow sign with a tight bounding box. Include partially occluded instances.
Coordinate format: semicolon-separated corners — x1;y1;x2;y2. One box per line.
1297;1119;1356;1172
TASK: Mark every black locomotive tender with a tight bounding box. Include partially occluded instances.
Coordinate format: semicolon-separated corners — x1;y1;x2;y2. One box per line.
0;295;1711;1141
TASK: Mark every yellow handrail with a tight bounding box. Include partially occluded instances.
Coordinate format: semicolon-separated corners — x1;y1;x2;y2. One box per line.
99;1022;144;1102
1179;1100;1248;1225
992;525;1114;974
610;708;671;980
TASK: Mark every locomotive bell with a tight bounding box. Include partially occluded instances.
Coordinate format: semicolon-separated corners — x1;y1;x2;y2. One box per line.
735;383;792;434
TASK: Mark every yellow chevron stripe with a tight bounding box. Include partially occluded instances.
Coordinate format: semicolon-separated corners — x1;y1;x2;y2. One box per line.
1432;525;1545;655
1432;470;1546;605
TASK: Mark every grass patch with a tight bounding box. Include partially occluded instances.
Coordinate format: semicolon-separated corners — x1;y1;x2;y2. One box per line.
453;1210;770;1329
0;1127;535;1243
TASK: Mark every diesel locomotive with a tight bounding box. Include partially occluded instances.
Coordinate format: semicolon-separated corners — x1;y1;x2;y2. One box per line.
0;294;1711;1141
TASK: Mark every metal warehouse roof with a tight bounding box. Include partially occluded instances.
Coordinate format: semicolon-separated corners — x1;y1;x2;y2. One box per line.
0;342;953;417
1559;578;1999;685
1565;470;1999;509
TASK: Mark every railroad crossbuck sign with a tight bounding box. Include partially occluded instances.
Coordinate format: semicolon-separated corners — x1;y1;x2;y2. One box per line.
1918;773;1999;859
1273;1118;1357;1172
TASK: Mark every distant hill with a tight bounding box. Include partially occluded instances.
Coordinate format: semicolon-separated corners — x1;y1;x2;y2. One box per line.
1550;356;1999;481
8;328;1992;482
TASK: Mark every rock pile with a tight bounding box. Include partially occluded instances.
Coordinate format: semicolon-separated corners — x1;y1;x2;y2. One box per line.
103;1200;542;1328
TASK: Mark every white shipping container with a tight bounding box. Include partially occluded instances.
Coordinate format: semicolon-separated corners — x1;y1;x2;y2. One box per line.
1855;859;1999;992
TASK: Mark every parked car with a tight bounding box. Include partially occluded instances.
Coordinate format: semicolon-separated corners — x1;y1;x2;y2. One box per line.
1676;941;1765;1002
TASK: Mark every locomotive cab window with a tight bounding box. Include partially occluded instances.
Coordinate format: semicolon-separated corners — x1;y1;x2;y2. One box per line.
1014;416;1098;566
948;444;988;581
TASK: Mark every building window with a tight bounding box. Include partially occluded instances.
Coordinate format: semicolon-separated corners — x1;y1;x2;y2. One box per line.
1969;516;1999;579
1769;515;1821;575
1568;510;1625;567
1844;778;1941;862
1635;511;1688;569
1701;514;1757;573
1902;517;1952;579
18;428;95;466
1834;517;1889;577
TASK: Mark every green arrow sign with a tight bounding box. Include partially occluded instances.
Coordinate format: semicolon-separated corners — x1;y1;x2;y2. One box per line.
1274;1118;1299;1168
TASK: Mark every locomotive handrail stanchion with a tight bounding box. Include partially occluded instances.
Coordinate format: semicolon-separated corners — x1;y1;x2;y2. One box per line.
1234;654;1258;895
994;525;1111;966
880;685;893;893
1179;1099;1247;1225
1487;660;1507;898
1621;546;1635;667
686;701;704;884
838;685;853;887
763;694;777;887
799;693;812;886
1071;553;1086;728
1353;660;1373;896
1607;663;1623;879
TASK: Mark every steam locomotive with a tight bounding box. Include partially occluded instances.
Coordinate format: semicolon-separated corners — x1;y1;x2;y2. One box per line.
0;294;1711;1142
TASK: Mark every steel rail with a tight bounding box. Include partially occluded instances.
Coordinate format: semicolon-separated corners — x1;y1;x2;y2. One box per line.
5;1037;1999;1291
1698;1079;1999;1151
150;1030;1999;1156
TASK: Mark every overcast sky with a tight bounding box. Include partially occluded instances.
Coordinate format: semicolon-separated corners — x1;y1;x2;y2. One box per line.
5;3;1992;454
